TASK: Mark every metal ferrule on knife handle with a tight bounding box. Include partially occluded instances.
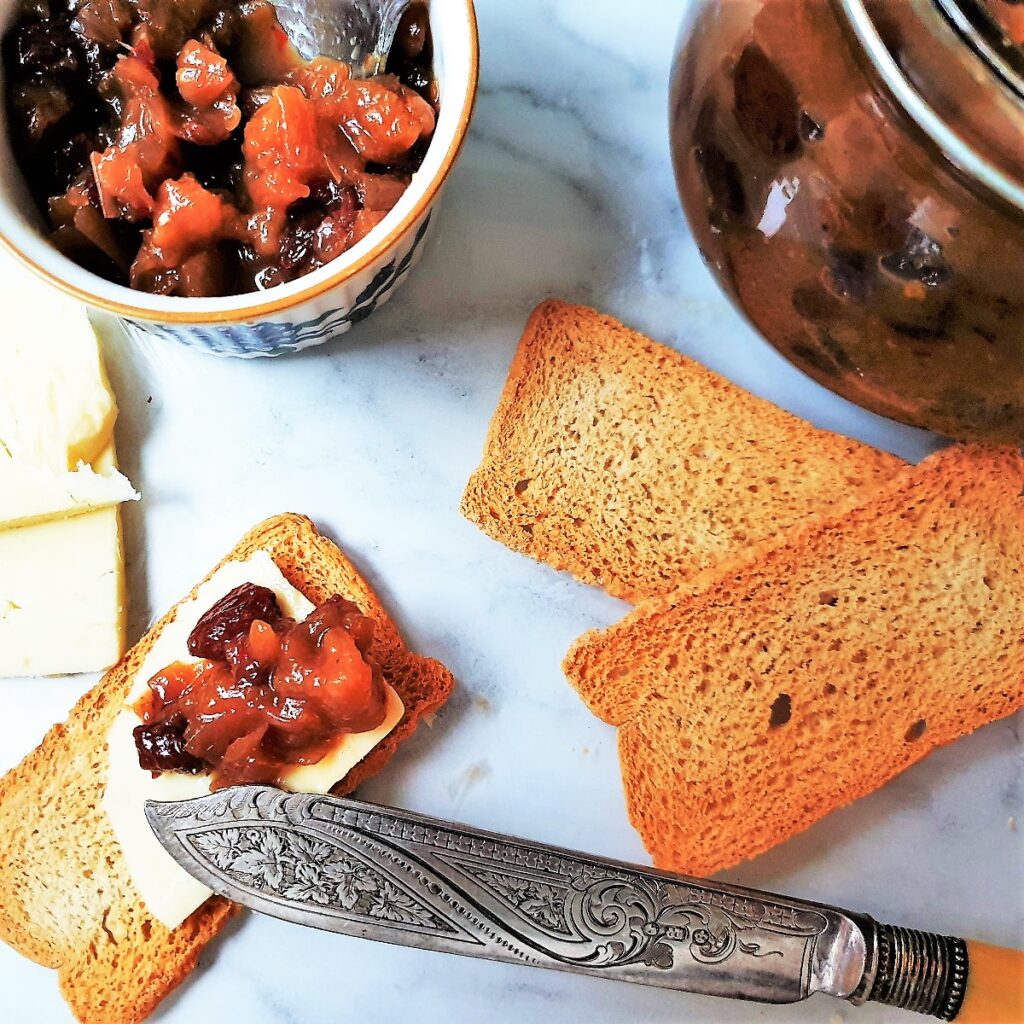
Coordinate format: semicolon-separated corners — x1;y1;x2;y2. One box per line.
850;918;968;1020
145;787;1019;1020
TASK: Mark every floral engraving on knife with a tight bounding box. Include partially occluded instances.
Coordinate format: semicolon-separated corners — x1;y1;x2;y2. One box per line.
189;825;450;931
470;870;572;935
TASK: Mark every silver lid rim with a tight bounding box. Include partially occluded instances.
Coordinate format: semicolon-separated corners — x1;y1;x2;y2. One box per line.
836;0;1024;213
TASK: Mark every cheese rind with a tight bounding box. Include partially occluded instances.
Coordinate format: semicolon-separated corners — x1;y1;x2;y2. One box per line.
103;553;404;929
0;459;139;530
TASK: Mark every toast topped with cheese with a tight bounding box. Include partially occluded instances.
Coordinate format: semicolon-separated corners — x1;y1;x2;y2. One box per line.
0;514;454;1024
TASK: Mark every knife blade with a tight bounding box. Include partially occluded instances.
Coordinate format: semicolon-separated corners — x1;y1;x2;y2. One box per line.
145;786;1017;1021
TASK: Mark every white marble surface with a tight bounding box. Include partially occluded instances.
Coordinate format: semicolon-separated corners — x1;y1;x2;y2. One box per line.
1;0;1021;1021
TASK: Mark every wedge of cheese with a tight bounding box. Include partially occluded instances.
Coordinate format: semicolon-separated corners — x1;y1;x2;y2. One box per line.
0;505;126;677
0;458;139;530
0;445;130;679
0;443;128;676
0;268;117;471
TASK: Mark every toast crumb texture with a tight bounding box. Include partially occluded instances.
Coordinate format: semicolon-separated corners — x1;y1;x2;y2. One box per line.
461;300;903;602
564;446;1024;876
0;514;454;1023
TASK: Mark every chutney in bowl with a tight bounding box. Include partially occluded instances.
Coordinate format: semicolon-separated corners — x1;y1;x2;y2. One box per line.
3;0;438;298
0;0;479;355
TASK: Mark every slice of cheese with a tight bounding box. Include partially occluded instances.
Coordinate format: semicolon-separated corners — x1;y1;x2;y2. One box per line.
103;552;404;929
0;252;117;471
0;509;125;678
0;458;139;530
0;443;128;677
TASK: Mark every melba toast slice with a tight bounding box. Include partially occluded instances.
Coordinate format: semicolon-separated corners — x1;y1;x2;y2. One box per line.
0;514;454;1024
564;445;1024;876
462;300;903;602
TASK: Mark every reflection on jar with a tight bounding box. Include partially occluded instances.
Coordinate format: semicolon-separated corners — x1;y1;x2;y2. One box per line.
671;0;1024;441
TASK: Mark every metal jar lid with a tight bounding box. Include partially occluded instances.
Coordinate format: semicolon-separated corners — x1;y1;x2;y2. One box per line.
837;0;1024;213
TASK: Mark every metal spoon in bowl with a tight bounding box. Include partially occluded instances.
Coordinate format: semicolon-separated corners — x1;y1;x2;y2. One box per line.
271;0;416;77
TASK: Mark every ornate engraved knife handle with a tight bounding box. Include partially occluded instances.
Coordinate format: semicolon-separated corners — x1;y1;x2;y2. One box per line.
146;787;870;1009
852;920;968;1021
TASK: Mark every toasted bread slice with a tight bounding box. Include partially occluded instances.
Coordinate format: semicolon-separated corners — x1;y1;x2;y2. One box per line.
564;446;1024;876
0;514;454;1024
462;300;903;603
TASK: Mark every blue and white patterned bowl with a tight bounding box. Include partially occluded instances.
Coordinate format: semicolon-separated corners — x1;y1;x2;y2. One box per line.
0;0;478;358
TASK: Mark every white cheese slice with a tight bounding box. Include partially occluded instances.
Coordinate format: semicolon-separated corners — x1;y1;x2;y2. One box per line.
0;458;139;530
0;446;126;677
0;251;117;471
102;552;404;930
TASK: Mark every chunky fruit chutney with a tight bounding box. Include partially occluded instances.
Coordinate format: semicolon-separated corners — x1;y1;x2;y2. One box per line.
133;583;388;789
3;0;436;296
985;0;1024;44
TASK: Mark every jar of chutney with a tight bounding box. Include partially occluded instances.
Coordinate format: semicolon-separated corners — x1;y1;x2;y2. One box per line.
671;0;1024;441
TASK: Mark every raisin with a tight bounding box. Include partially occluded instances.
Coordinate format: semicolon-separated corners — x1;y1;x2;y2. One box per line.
188;583;284;660
733;44;802;160
880;228;952;288
276;183;359;274
799;111;825;142
395;4;429;59
697;145;747;224
12;20;81;78
180;137;245;192
825;247;875;304
50;130;104;195
308;178;348;208
817;328;857;372
239;85;274;119
788;340;843;381
885;299;955;343
692;96;746;227
792;282;841;322
12;79;72;143
134;715;207;774
398;62;431;96
278;219;317;273
387;2;433;100
72;0;133;50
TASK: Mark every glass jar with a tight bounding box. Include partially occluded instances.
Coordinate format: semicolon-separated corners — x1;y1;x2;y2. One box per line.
670;0;1024;441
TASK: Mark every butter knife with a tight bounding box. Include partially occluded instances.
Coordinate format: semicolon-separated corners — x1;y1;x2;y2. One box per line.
146;786;1022;1021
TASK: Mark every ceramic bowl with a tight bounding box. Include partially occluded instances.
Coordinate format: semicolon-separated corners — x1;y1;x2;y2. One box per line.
0;0;478;357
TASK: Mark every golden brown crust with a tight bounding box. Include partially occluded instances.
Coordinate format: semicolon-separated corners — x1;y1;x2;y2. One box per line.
461;300;903;603
0;513;453;1023
564;446;1024;876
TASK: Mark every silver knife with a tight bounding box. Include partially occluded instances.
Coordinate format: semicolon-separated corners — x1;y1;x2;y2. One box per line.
146;786;1019;1021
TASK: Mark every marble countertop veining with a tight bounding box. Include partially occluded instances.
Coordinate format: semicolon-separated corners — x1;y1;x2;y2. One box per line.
0;0;1021;1021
